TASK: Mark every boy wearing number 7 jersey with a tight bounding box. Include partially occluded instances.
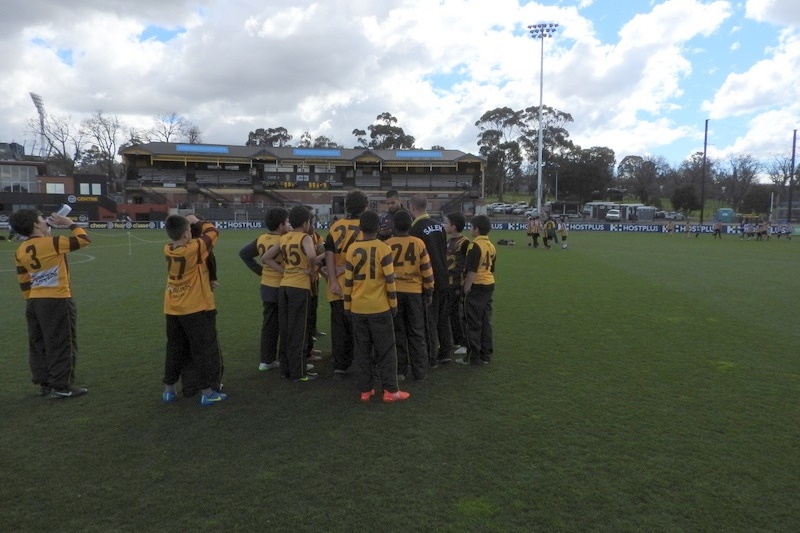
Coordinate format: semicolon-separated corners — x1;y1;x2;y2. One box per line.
385;209;434;381
344;210;409;402
162;214;226;406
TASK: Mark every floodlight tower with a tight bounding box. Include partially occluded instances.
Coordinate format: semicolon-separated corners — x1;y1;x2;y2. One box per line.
29;92;48;158
528;22;559;214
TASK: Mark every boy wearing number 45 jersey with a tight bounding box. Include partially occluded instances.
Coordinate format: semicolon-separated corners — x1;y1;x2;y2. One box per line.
262;205;320;382
345;211;409;402
11;209;91;399
162;214;226;406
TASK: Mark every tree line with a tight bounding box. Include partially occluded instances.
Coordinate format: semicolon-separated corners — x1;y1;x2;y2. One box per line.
29;107;797;214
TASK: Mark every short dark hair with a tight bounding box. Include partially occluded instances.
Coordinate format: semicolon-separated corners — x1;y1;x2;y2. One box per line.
386;189;399;199
359;210;380;235
446;212;465;232
165;215;190;241
264;207;289;231
471;215;492;235
9;209;41;237
409;194;427;212
392;209;412;232
288;205;311;228
345;190;369;217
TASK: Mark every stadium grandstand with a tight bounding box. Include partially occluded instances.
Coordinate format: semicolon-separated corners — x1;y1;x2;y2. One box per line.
121;142;485;222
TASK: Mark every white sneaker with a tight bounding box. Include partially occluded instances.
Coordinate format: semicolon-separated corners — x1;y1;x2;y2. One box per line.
259;361;281;371
454;346;468;355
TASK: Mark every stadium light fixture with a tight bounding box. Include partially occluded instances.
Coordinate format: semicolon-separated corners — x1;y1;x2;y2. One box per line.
528;22;558;213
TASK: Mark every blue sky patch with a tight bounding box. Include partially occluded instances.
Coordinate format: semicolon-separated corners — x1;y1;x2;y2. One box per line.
139;25;186;43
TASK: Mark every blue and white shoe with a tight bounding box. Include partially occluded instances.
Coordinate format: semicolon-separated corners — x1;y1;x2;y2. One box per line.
200;391;228;406
162;390;178;403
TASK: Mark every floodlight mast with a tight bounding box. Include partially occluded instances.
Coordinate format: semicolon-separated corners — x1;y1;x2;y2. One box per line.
528;22;558;214
29;92;48;158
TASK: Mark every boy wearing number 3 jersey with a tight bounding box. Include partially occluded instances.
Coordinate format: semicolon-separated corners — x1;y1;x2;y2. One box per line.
385;209;434;381
162;214;226;406
11;208;91;399
344;210;409;402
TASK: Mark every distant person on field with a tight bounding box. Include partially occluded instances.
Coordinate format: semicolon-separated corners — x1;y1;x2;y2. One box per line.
325;190;369;379
526;215;536;247
665;220;674;235
455;215;496;366
161;214;226;406
386;209;434;381
238;207;289;371
558;218;569;249
262;205;320;382
409;194;453;367
713;219;722;239
444;212;469;355
344;210;408;402
684;221;691;238
543;217;557;249
11;208;91;399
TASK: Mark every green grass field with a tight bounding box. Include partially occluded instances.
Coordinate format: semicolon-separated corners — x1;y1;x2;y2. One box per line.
1;228;798;532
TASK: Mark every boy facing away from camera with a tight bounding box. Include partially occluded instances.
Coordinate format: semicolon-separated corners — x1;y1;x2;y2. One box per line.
385;209;434;381
162;214;226;406
344;210;409;402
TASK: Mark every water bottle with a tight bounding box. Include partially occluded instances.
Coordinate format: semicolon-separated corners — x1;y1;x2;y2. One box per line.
56;204;72;217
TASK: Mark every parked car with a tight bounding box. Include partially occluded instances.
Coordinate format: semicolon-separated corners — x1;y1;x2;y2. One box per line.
524;208;539;218
605;209;622;221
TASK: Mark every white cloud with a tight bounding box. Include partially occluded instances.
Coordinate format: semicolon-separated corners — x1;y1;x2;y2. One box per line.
746;0;800;27
703;29;800;117
0;0;797;169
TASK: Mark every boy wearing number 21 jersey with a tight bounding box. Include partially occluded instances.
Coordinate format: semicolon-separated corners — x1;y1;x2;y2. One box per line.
162;214;226;406
385;209;434;381
344;211;409;402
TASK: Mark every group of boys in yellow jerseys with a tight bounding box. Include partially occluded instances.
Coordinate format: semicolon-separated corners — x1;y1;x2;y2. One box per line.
11;190;496;406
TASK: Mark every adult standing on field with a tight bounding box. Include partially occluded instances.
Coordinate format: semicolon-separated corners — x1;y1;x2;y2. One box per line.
379;189;404;240
409;194;452;367
11;209;91;398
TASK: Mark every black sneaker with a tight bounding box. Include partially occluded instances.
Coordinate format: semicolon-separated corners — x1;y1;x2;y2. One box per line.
49;386;88;399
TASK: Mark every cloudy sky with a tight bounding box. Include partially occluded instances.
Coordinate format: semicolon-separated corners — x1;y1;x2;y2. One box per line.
1;0;799;168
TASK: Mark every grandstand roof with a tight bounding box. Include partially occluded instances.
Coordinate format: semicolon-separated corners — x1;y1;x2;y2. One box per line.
121;142;484;166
